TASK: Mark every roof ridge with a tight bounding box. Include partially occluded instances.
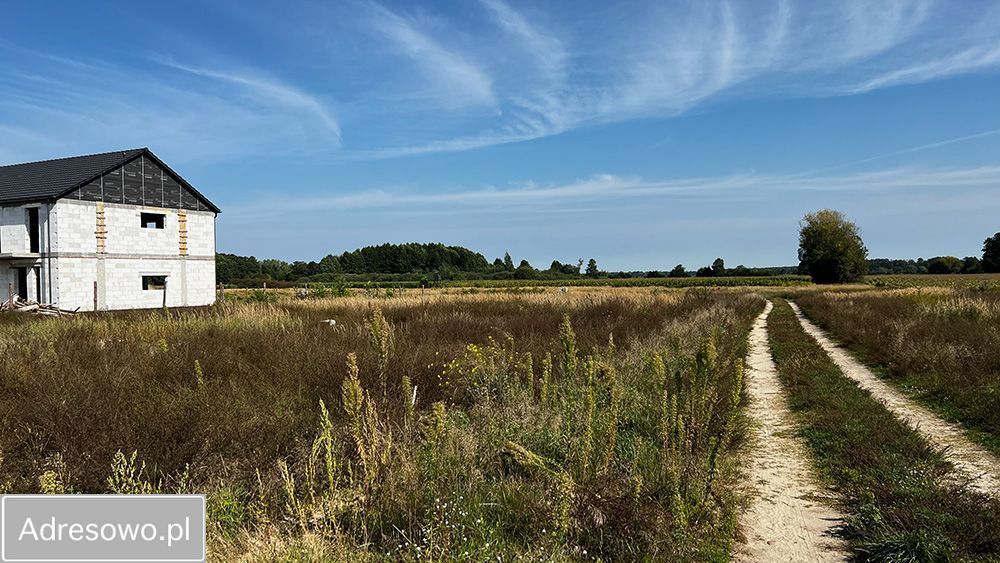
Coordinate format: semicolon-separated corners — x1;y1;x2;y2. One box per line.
0;148;146;169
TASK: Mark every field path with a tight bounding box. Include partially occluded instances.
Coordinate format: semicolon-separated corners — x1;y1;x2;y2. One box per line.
737;301;848;563
790;301;1000;498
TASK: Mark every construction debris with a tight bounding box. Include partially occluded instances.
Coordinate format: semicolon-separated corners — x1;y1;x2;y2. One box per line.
1;297;78;316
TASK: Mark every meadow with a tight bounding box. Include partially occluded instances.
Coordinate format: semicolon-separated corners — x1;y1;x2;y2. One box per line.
0;289;763;561
866;274;1000;291
233;275;812;291
3;280;1000;562
796;288;1000;455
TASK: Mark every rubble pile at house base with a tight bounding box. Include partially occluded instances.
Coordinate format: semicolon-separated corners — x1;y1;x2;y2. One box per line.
1;298;78;316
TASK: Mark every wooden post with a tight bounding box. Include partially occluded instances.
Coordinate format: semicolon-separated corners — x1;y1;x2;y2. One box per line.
93;280;98;311
218;282;224;302
7;282;12;309
162;279;168;309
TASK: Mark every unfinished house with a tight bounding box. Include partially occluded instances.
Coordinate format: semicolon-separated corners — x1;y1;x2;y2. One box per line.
0;148;220;311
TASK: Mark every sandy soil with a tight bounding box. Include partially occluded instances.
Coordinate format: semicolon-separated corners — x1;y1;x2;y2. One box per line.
790;301;1000;498
737;301;849;563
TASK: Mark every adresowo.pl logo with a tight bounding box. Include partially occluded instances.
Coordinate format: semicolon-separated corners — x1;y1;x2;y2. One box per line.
2;495;205;562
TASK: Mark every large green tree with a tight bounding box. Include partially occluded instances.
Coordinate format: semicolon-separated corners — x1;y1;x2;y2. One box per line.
798;209;868;284
984;232;1000;273
711;257;725;277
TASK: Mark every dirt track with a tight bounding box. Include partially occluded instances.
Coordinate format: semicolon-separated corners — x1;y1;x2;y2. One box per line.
737;301;849;562
790;301;1000;498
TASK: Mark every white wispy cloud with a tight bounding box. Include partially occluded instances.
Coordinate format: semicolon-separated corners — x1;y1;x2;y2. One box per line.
5;2;1000;162
355;0;1000;158
853;42;1000;92
366;1;496;109
0;49;340;162
160;60;342;139
480;0;566;81
801;128;1000;174
228;164;1000;219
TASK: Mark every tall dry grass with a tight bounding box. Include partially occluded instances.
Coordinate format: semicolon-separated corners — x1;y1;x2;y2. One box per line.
0;289;763;560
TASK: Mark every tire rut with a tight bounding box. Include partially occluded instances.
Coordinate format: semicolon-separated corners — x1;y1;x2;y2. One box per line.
737;301;849;563
790;301;1000;499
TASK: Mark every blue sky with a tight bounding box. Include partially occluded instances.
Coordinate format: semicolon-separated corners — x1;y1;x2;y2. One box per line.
2;0;1000;270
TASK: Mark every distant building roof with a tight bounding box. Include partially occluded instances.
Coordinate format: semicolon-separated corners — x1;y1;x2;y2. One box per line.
0;148;219;212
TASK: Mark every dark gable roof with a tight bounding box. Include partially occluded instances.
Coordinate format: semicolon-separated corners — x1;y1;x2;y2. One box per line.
0;148;220;213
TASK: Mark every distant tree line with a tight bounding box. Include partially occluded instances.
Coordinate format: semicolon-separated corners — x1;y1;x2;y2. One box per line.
865;233;1000;275
867;257;985;275
217;230;1000;286
217;243;602;286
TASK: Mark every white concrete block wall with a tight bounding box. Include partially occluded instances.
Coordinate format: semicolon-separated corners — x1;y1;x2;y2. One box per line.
96;257;216;310
186;211;216;257
0;204;35;255
52;199;94;254
105;205;179;255
0;267;12;300
29;200;219;311
0;206;21;254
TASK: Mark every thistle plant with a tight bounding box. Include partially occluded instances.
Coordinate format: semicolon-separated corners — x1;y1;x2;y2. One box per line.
669;462;686;529
695;337;717;394
342;353;363;440
340;354;392;489
365;305;393;401
314;399;338;491
599;362;622;475
428;401;447;444
559;313;577;377
647;352;666;391
553;471;574;537
521;352;533;386
659;387;673;462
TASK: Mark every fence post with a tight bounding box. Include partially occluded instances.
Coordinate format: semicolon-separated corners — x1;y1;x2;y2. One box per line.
162;279;168;309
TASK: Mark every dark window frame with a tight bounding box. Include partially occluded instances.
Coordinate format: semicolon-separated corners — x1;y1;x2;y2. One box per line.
141;212;166;229
142;275;167;291
27;207;40;253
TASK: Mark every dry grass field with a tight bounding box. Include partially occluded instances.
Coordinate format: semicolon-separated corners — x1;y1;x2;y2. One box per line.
2;280;999;562
0;288;763;561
